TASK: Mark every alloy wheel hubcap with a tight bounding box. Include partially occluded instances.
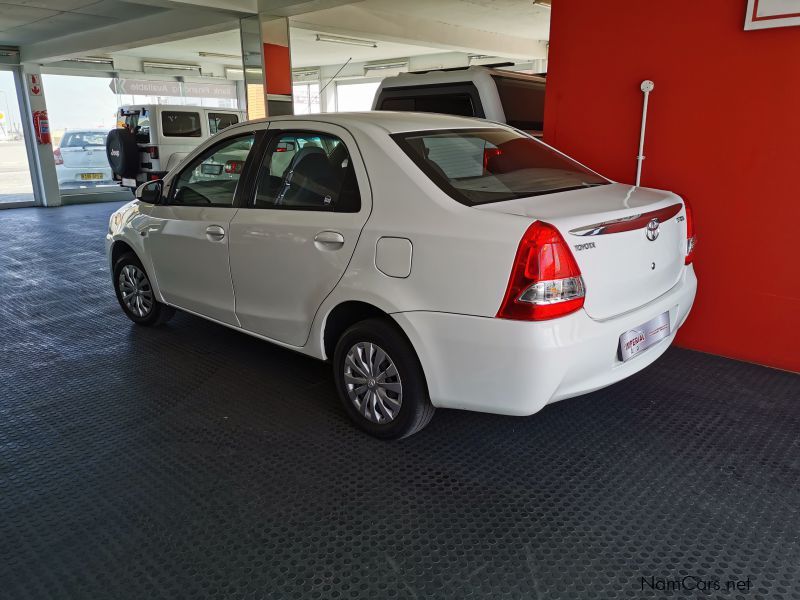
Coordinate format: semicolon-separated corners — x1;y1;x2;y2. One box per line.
118;264;154;318
344;342;403;424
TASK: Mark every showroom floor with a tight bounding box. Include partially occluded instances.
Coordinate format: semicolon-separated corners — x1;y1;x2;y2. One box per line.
1;202;799;600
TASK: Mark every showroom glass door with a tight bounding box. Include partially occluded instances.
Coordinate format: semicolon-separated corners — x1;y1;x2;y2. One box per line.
0;68;35;208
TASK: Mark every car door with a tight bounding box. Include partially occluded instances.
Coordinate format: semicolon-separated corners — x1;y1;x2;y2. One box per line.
144;130;261;326
228;123;371;346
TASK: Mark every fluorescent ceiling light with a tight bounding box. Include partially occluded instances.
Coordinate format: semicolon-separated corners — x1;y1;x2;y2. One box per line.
364;61;407;72
0;46;19;57
143;61;201;71
199;51;240;59
316;34;377;48
66;56;113;65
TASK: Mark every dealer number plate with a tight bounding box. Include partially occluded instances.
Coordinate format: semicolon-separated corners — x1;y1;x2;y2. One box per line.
618;311;670;362
80;173;103;180
122;178;136;187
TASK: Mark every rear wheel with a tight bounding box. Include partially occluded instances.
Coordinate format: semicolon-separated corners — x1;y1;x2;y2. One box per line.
333;318;434;439
113;253;174;326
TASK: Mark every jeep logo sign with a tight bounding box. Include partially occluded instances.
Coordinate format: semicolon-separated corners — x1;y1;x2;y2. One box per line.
110;149;120;157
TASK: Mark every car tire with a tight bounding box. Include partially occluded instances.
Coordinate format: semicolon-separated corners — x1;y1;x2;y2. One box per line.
333;318;435;439
113;252;174;326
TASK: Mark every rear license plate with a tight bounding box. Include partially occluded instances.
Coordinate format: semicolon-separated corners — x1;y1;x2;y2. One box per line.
80;173;103;180
619;311;670;362
122;177;136;187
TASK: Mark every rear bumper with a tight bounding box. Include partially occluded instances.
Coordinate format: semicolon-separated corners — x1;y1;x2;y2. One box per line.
56;165;113;186
392;266;697;416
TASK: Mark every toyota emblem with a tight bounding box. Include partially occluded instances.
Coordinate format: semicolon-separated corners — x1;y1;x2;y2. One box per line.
646;218;660;241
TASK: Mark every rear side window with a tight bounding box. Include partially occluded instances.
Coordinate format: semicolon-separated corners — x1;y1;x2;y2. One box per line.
252;132;360;212
380;94;475;117
208;112;239;135
491;76;546;132
162;111;202;137
393;127;608;206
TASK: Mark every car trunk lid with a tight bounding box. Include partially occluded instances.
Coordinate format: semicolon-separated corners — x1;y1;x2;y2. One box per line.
475;183;688;320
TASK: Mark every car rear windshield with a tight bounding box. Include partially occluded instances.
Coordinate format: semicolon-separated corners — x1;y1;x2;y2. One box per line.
120;109;150;143
379;94;475;117
392;128;609;206
491;76;545;132
62;132;106;147
162;111;202;137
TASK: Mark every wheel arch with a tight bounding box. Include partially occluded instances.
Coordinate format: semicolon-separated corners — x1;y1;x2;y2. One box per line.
111;239;137;266
322;300;390;360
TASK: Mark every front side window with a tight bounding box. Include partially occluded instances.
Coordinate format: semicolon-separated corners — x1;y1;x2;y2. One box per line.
393;128;608;206
208;112;239;135
170;134;256;207
162;111;202;137
252;132;360;212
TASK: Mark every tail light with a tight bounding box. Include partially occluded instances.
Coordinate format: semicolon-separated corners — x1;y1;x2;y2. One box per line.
225;160;244;174
483;147;502;172
146;146;159;159
53;147;63;165
497;221;585;321
683;198;696;265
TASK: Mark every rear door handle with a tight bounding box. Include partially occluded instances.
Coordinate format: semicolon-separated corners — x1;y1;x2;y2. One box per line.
206;224;226;241
314;231;345;249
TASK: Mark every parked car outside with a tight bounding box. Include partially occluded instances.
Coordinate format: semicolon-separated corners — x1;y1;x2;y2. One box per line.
54;129;114;188
106;112;697;439
372;65;547;135
105;104;245;190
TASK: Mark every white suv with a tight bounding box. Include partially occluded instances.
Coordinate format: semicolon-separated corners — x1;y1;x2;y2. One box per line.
106;104;245;189
373;66;546;135
107;112;697;439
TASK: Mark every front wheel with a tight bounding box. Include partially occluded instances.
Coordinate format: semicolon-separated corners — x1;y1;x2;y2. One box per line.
333;318;435;439
113;252;174;326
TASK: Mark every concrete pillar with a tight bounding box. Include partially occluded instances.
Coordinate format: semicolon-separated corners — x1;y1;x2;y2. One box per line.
19;64;60;207
239;14;294;119
260;16;293;117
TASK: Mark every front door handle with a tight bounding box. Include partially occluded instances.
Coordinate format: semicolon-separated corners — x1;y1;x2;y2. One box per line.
314;231;345;249
206;224;226;241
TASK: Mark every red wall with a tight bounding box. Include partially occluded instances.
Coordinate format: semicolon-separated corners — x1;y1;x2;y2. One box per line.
544;0;800;372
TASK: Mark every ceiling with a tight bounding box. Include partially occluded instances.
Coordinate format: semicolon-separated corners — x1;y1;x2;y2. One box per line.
0;0;166;45
1;0;548;70
114;27;445;69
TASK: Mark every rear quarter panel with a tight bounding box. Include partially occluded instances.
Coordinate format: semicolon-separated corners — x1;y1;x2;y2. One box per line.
312;124;530;356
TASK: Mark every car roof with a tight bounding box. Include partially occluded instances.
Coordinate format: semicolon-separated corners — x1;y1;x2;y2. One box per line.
378;65;546;89
253;111;499;134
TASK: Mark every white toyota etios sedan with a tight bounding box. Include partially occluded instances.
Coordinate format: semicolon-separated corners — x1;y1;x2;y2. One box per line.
106;112;697;438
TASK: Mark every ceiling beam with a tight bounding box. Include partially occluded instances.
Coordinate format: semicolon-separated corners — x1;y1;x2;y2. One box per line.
20;9;241;64
129;0;258;13
257;0;364;16
290;5;546;60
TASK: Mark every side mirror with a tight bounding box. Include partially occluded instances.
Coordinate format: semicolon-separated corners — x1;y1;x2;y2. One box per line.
135;180;163;204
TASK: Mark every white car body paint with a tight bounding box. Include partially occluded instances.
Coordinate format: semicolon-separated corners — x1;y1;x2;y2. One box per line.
107;112;697;417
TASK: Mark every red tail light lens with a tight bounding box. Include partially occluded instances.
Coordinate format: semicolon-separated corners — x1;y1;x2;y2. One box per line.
53;147;63;165
224;160;244;174
497;221;585;321
483;147;502;172
683;198;696;265
146;146;159;159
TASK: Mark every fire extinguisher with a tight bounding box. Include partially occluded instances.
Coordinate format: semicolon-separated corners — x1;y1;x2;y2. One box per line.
33;110;51;145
